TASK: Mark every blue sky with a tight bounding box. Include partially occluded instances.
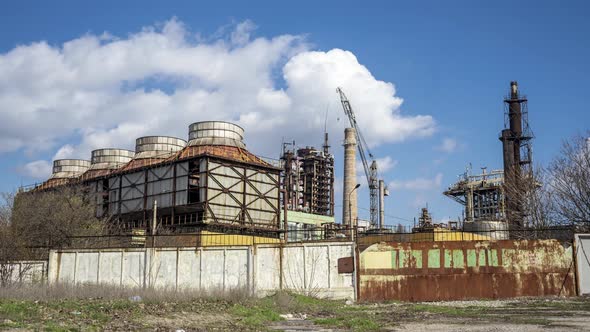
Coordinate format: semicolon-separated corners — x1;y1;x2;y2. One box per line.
0;0;588;226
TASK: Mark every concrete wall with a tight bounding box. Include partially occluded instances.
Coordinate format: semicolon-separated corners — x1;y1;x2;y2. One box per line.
575;234;590;295
48;242;354;299
359;239;576;302
4;261;47;284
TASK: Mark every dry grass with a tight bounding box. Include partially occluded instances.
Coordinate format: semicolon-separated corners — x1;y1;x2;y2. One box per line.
0;283;251;303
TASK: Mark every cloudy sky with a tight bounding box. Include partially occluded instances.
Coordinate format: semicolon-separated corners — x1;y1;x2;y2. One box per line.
1;1;589;225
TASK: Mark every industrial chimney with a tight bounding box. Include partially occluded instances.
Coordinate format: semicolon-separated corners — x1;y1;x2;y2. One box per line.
499;81;533;226
342;128;358;227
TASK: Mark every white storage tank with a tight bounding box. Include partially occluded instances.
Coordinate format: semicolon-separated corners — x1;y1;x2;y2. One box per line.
188;121;245;148
90;148;134;170
50;159;91;179
134;136;187;159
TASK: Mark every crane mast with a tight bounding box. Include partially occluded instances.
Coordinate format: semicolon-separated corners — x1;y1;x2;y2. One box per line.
337;87;380;228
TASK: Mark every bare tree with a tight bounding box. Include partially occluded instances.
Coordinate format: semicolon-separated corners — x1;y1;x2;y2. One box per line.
0;192;13;226
0;223;30;286
547;133;590;227
503;166;559;228
0;192;33;286
10;185;108;248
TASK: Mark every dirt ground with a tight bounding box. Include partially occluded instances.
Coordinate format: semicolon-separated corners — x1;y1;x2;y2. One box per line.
1;288;589;331
270;297;590;332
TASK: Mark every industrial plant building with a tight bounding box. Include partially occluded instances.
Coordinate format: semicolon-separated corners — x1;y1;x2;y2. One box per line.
34;121;282;235
280;133;336;240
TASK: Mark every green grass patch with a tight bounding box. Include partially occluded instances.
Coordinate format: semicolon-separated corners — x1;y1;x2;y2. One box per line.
0;300;40;323
314;315;381;331
406;304;489;317
512;299;590;312
231;297;283;329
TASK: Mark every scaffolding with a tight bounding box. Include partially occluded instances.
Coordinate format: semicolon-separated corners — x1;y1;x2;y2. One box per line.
443;167;505;222
281;137;335;216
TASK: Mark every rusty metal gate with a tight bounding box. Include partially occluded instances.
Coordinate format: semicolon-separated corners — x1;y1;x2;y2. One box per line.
358;239;576;302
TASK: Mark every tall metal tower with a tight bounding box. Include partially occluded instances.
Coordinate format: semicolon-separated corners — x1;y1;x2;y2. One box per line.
499;81;533;226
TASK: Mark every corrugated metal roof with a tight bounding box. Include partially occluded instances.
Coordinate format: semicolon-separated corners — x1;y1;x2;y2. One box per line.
178;145;273;168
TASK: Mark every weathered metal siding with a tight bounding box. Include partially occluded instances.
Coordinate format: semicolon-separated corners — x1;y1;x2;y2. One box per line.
205;159;280;227
359;239;575;302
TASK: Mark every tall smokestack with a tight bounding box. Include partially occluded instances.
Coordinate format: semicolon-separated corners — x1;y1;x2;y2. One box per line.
508;81;523;179
343;128;358;227
500;81;529;226
323;132;330;155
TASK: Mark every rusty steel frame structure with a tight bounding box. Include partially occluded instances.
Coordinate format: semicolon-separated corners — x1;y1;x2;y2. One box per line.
83;150;282;234
443;168;506;222
281;140;335;216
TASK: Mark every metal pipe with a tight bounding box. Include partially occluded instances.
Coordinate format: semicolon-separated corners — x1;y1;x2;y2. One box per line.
282;189;288;242
378;180;385;229
349;183;360;240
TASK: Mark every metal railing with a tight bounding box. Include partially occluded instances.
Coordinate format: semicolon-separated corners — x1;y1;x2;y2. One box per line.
49;224;579;250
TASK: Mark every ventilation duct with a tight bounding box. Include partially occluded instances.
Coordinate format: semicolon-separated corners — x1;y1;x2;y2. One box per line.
188;121;245;149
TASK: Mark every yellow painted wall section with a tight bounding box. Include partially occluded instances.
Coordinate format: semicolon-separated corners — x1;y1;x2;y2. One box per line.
435;229;491;241
200;231;282;246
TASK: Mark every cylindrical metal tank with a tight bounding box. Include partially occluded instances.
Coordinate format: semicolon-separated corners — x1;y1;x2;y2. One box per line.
134;136;187;159
463;221;509;240
90;148;134;170
342;128;357;227
51;159;91;179
188;121;246;148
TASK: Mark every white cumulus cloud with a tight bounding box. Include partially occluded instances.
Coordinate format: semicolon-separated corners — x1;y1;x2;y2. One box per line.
437;137;458;153
1;18;436;180
20;160;52;179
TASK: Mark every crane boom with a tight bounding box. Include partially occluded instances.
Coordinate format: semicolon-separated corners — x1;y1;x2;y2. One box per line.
337;87;379;227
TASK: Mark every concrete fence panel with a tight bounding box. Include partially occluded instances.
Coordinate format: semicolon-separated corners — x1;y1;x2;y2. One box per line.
48;242;354;300
575;234;590;295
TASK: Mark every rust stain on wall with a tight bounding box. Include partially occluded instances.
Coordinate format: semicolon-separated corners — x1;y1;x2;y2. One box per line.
359;239;575;302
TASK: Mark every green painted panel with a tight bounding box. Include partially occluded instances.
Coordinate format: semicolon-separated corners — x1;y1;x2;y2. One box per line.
444;249;453;268
391;250;397;269
478;250;486;266
453;250;465;268
467;249;476;267
489;249;498;266
412;250;423;268
399;250;423;268
428;249;440;268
